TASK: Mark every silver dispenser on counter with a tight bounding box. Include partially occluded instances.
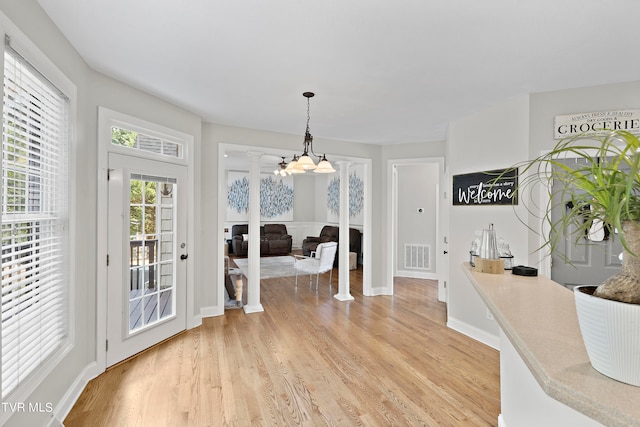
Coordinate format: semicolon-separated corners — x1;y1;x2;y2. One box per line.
479;223;498;259
470;223;513;270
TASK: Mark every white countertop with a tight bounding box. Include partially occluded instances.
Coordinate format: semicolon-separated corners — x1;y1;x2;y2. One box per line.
462;263;640;427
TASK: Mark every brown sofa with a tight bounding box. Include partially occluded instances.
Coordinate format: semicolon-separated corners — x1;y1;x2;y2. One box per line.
231;224;292;256
302;225;362;266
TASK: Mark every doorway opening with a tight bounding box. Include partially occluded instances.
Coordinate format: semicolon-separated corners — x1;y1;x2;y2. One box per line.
388;157;446;300
217;143;373;312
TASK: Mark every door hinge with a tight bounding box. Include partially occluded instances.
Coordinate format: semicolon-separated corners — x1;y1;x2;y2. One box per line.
106;340;108;351
107;254;110;266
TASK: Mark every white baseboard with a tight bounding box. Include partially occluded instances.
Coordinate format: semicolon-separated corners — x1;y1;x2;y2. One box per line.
243;304;264;314
333;293;355;301
200;305;224;319
189;314;203;329
53;361;97;424
45;415;64;427
367;286;392;296
447;317;500;350
395;270;437;280
498;414;507;427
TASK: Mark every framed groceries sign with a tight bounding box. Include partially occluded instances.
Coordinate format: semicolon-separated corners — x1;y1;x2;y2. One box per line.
554;109;640;139
452;168;518;206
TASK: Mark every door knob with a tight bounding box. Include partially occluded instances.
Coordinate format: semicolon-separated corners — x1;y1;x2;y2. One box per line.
180;254;189;260
443;250;448;254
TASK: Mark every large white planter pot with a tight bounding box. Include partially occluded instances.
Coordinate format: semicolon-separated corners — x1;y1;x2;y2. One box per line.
574;285;640;386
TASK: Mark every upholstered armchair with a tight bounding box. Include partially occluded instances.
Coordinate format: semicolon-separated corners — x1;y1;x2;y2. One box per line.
302;226;362;267
302;226;339;257
262;224;292;255
231;224;251;257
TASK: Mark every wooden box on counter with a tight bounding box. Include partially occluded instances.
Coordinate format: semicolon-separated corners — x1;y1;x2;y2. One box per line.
474;257;504;274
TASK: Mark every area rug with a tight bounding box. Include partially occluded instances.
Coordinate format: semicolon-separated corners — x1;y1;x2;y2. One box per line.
233;256;296;279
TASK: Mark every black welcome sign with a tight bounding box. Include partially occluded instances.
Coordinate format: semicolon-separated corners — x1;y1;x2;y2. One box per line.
452;168;518;206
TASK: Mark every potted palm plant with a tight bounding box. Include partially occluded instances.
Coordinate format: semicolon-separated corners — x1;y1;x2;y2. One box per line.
509;129;640;386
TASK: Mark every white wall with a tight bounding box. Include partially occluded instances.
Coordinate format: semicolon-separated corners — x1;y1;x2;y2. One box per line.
447;95;530;348
314;174;329;223
292;174;317;222
200;124;220;311
396;163;439;277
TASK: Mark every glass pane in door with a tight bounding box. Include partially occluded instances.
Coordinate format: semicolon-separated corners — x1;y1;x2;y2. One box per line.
128;175;176;332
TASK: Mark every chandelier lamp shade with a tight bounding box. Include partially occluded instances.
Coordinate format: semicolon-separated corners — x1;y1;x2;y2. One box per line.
285;155;304;174
272;92;336;176
314;154;336;173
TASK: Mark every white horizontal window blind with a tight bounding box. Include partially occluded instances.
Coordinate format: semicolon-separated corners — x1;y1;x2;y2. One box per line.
1;41;69;398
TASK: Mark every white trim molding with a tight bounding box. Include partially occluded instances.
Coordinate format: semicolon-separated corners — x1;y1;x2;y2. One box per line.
52;362;97;424
446;317;500;351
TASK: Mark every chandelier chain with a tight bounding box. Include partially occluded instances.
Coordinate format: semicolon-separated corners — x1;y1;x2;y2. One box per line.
306;97;311;134
304;94;318;156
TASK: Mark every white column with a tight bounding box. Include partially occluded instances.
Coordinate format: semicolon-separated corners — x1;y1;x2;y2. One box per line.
244;151;264;313
335;161;354;301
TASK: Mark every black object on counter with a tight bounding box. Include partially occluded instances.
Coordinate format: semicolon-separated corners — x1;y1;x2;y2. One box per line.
512;265;538;277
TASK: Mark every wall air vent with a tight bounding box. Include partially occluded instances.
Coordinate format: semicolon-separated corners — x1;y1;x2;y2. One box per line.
404;244;430;270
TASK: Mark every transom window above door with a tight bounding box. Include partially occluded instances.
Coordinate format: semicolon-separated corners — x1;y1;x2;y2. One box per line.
111;126;183;159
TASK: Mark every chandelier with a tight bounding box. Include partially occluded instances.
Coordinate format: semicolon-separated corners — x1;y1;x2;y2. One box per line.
273;157;289;176
274;92;336;176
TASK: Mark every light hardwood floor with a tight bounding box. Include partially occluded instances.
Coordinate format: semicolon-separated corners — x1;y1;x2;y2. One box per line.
65;268;500;426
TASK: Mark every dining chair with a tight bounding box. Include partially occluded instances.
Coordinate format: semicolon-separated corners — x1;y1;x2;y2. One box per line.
294;242;338;291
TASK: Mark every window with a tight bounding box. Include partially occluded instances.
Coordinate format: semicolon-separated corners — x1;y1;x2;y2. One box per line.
111;126;183;159
1;42;69;398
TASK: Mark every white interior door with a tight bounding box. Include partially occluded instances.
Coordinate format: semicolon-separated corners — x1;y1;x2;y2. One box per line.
107;153;188;366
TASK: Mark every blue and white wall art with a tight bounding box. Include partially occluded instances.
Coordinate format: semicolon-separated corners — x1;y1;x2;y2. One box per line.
327;164;364;225
226;171;294;222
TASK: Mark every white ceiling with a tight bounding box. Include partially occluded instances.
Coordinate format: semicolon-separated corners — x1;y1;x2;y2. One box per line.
37;0;640;145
